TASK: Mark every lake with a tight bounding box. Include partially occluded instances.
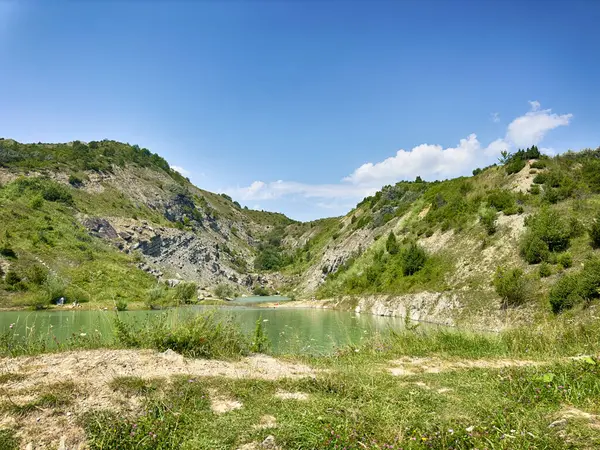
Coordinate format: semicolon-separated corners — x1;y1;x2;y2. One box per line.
1;299;408;354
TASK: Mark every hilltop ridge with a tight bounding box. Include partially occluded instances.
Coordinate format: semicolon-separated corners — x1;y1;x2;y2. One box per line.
1;138;600;328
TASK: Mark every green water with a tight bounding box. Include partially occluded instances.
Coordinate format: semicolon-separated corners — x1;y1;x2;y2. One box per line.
1;304;408;354
230;295;291;305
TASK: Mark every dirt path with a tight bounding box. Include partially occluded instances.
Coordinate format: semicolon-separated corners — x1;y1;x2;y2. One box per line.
0;349;315;449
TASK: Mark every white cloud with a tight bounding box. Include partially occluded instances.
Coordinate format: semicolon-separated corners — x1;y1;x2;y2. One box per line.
171;165;191;176
506;102;572;148
345;134;481;185
491;112;500;123
229;101;572;209
231;180;375;202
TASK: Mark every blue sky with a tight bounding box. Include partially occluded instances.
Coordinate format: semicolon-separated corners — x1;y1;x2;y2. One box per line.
1;1;599;221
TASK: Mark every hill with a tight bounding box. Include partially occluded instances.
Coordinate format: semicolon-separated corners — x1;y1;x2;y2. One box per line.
2;138;600;328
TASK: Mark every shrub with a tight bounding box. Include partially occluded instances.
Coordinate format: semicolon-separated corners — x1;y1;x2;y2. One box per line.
557;253;573;269
539;262;552;278
115;299;128;311
494;266;528;307
0;245;17;258
533;173;547;184
569;217;586;238
252;285;270;296
400;242;427;276
250;317;269;353
530;161;547;169
30;194;43;209
472;168;482;176
590;216;600;249
505;158;526;175
530;185;541;195
68;174;83;187
214;283;236;299
549;258;600;313
527;208;571;252
479;207;497;235
549;274;581;313
4;270;21;286
25;264;48;286
114;312;250;359
175;282;197;303
520;233;549;264
487;190;515;213
42;274;67;303
385;231;399;254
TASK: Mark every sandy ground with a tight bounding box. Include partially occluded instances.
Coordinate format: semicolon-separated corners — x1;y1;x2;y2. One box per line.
0;349;315;449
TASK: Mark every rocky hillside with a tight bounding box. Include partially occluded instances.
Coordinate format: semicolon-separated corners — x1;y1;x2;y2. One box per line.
2;138;600;327
270;146;600;328
0;139;294;308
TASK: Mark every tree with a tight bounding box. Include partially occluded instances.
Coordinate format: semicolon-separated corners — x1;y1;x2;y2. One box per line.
498;150;512;165
386;231;399;254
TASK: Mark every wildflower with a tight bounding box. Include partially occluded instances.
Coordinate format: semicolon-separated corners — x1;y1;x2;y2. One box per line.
465;426;474;432
448;429;454;434
9;323;14;329
80;333;86;337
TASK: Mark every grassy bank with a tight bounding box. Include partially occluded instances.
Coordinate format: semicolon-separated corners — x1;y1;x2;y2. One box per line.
1;316;600;448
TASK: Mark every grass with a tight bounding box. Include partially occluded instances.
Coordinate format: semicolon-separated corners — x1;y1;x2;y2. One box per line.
2;318;600;448
77;325;600;449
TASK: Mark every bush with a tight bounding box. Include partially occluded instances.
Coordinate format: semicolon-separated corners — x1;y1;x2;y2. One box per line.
557;253;573;269
68;174;83;187
527;208;571;252
252;285;270;296
385;231;399;254
487;190;516;213
530;161;547;169
539;262;552;278
533;173;547;184
400;242;427;276
520;233;549;264
505;158;526;175
114;312;250;359
115;299;128;311
549;258;600;313
479;207;497;235
30;194;43;209
494;266;528;307
530;185;541;195
214;283;236;299
0;245;17;258
549;274;581;313
590;216;600;249
174;282;197;303
569;217;586;238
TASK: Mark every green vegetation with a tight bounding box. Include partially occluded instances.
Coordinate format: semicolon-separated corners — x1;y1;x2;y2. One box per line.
75;322;600;449
113;312;250;359
549;257;600;313
493;266;528;307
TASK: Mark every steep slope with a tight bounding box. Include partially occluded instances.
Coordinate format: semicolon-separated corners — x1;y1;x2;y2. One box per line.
0;139;295;308
2;138;600;328
269;146;600;327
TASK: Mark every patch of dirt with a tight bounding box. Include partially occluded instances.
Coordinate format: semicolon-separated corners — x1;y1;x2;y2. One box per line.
209;389;242;414
388;356;538;376
557;407;600;430
253;415;277;430
507;160;536;193
420;229;455;254
238;435;280;450
0;349;314;449
274;391;308;401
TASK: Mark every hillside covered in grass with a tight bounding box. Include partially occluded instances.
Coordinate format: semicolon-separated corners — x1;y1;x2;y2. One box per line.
260;145;600;327
2;138;600;327
0;138;297;309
